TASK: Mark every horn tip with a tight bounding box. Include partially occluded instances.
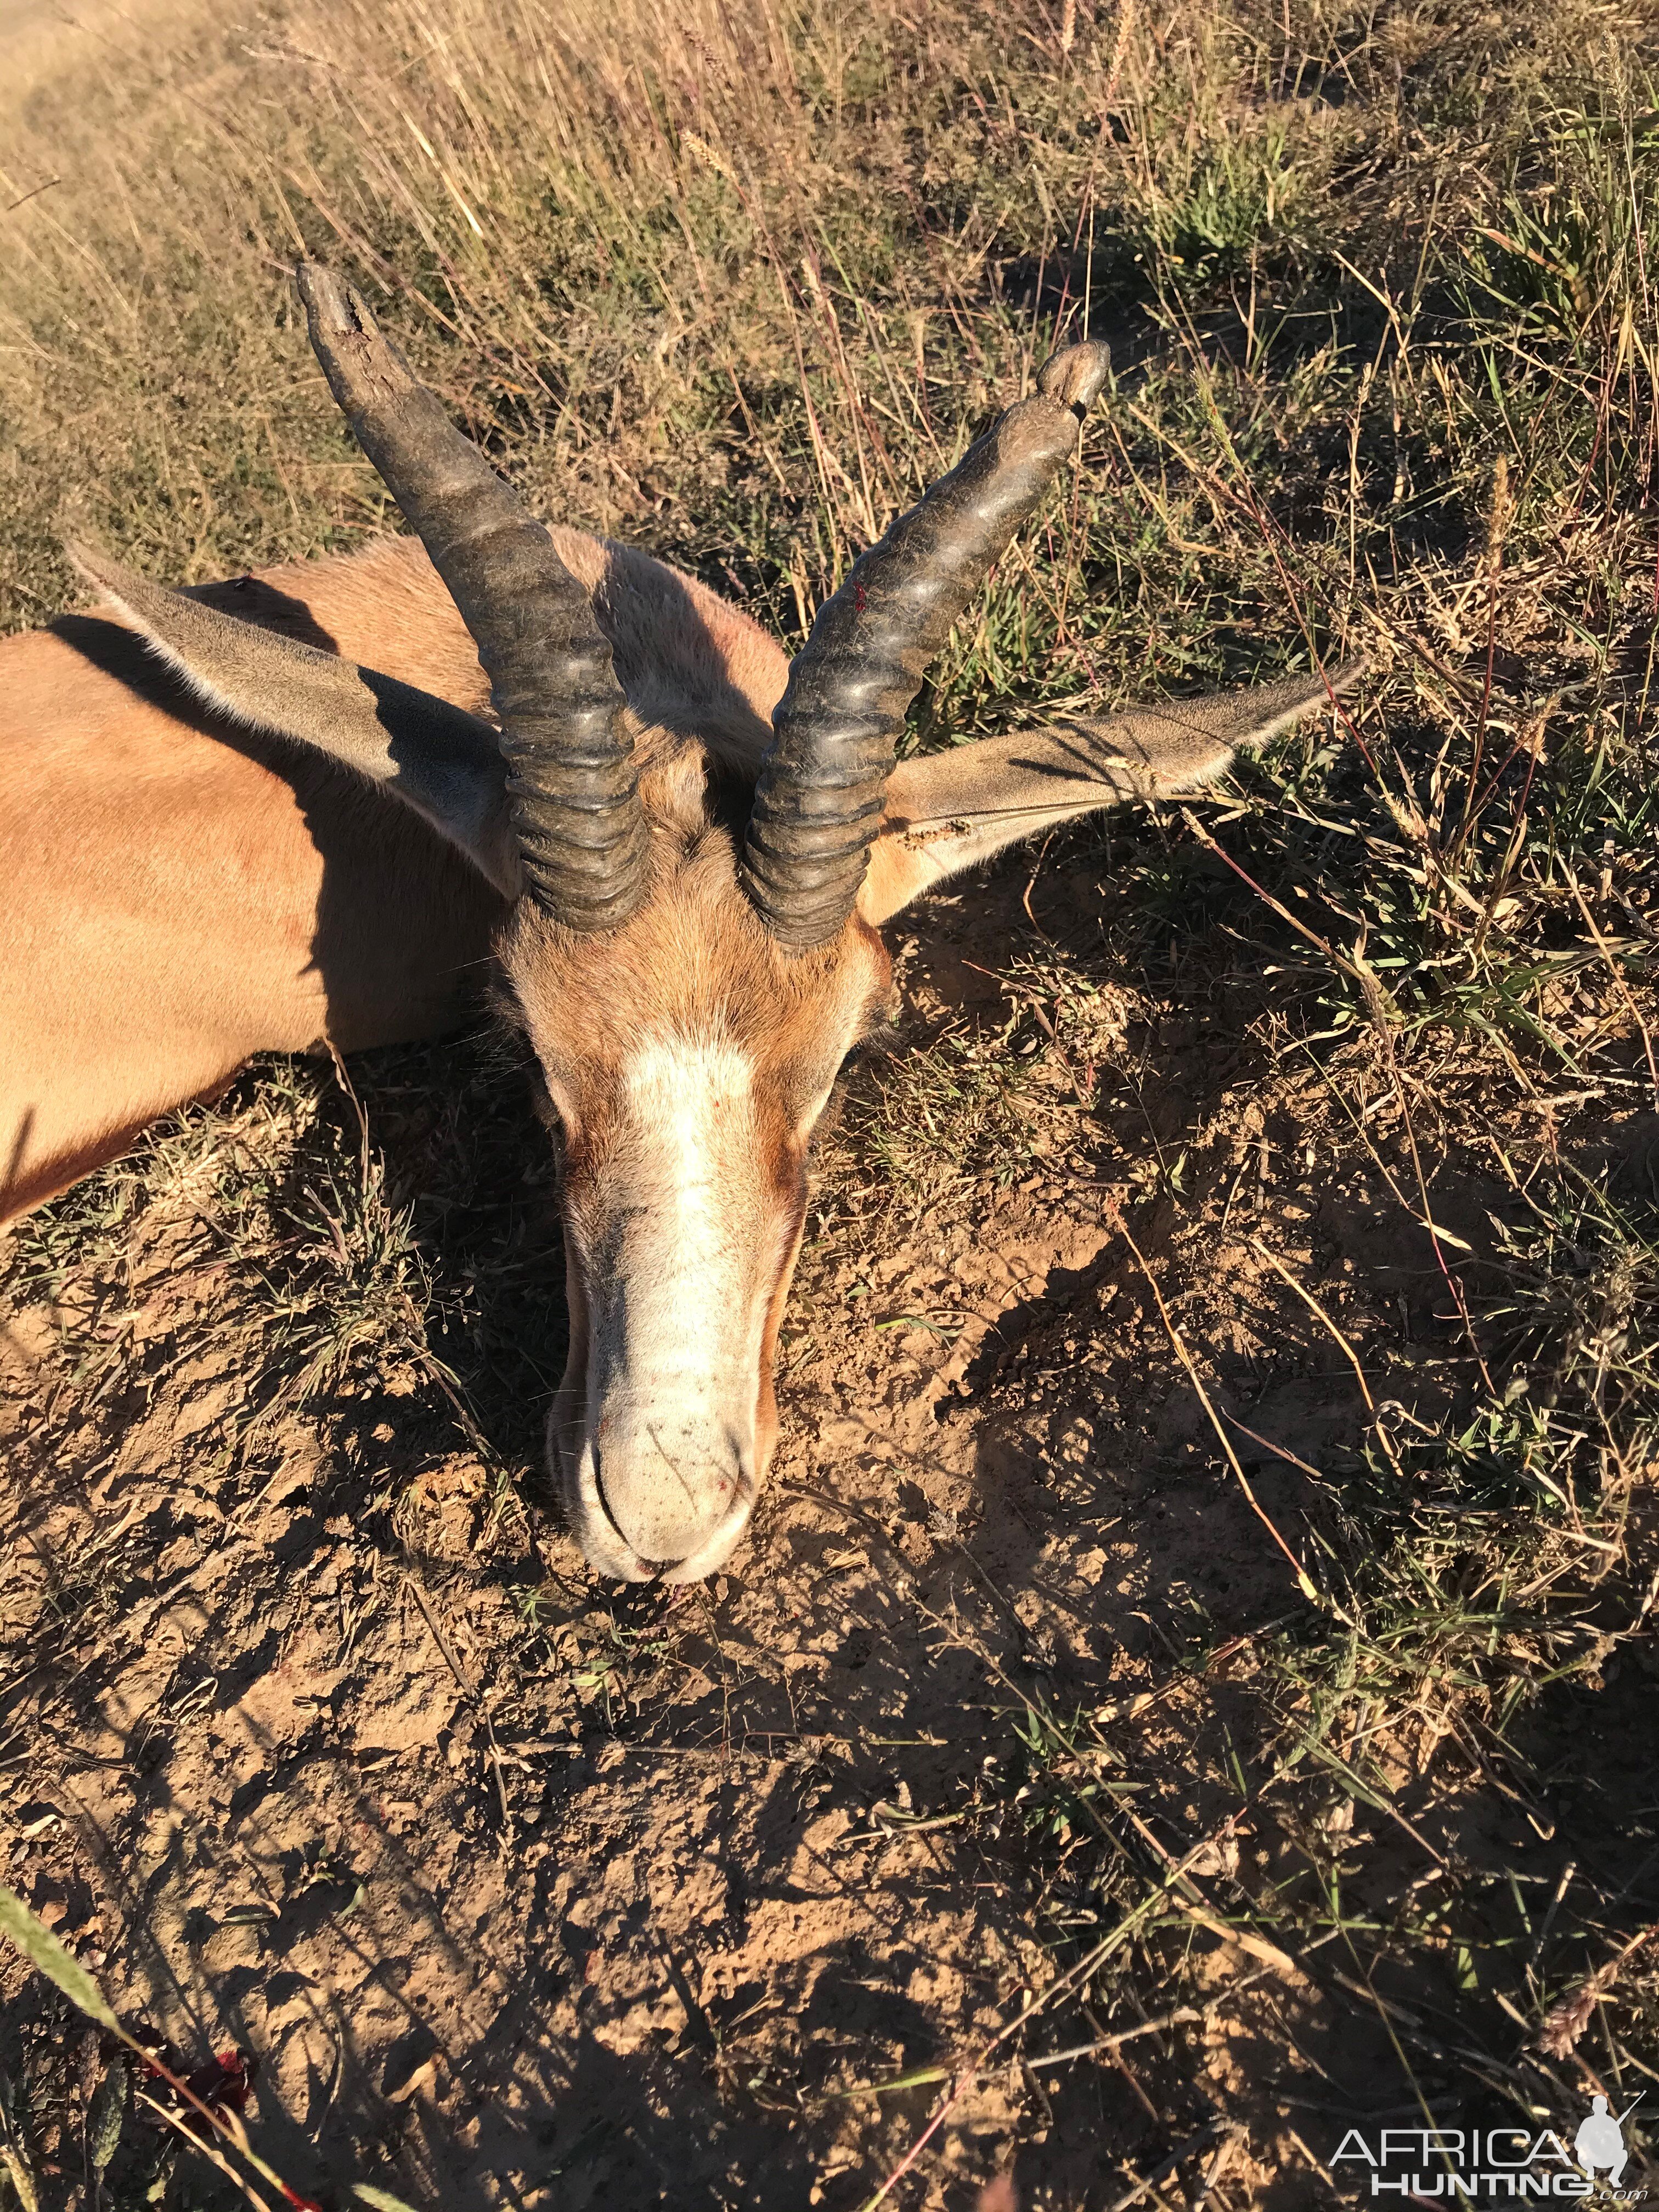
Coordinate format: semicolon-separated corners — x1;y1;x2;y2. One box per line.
1036;340;1111;416
295;259;370;343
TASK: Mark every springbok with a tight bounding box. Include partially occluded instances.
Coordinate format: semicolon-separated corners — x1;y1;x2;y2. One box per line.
2;266;1359;1581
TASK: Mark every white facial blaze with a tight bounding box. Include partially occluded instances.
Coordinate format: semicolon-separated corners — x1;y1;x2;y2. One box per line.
574;1032;788;1577
613;1035;763;1386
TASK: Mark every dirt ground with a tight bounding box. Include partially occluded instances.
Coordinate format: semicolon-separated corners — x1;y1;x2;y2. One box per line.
5;833;1656;2209
4;0;1659;2201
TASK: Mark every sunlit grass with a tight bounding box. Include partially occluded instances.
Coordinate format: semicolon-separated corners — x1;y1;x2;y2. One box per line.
3;0;1658;2198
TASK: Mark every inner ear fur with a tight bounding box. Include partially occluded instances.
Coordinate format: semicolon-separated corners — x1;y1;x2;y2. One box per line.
857;659;1364;925
68;539;521;897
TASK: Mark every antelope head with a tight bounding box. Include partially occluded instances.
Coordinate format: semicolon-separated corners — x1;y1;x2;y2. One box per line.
77;267;1360;1583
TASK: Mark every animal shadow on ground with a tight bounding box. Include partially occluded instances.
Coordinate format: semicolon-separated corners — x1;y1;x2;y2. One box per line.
3;830;1656;2209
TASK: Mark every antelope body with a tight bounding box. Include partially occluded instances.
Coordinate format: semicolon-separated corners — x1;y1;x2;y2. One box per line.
2;267;1358;1581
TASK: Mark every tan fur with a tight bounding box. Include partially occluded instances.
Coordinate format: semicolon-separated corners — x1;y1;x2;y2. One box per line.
860;667;1363;923
500;777;890;1577
3;518;1351;1579
0;605;495;1215
0;531;788;1221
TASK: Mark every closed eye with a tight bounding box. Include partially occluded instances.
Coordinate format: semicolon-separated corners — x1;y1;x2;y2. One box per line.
845;1017;900;1068
806;1019;901;1155
523;1060;576;1179
831;1019;900;1098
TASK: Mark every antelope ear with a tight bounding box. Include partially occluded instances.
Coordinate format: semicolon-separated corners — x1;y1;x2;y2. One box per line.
857;661;1364;924
68;540;521;898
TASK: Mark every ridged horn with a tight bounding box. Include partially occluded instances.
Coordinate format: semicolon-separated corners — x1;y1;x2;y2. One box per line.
295;262;647;931
741;340;1112;950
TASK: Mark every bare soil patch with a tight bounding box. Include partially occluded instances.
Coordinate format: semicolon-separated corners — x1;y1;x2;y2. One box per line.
4;0;1659;2201
5;847;1656;2208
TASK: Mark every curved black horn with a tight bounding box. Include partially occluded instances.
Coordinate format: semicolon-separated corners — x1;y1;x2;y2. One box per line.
742;341;1111;950
296;263;648;931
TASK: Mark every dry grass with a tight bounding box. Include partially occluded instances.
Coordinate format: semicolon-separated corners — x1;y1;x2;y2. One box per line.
3;0;1659;2205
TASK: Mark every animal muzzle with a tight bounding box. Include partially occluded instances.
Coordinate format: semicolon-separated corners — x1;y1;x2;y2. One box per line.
557;1396;759;1582
546;1086;797;1582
